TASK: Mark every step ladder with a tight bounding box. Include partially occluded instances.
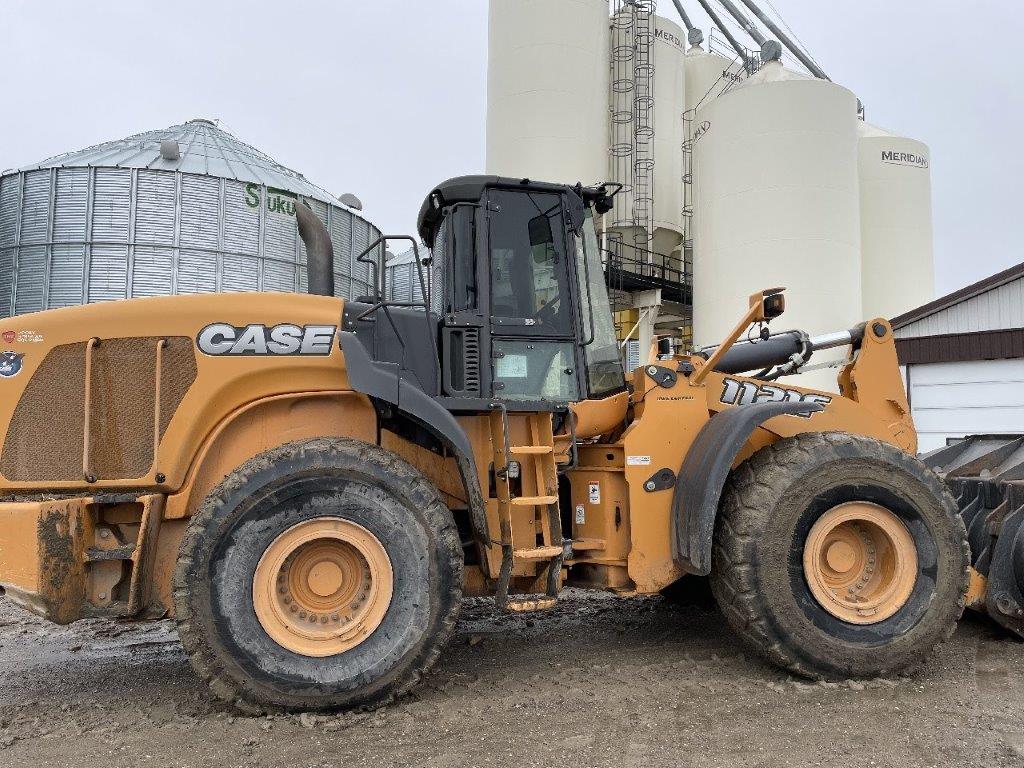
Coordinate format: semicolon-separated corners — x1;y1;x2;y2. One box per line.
488;406;564;612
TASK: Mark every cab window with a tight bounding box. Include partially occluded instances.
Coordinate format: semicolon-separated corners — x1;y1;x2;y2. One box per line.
488;190;572;334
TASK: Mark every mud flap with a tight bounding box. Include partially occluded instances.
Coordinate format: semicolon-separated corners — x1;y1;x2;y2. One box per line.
339;330;490;545
670;400;824;575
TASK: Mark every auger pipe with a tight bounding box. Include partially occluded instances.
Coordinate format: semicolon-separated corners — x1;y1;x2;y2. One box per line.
694;0;750;70
670;0;703;44
717;0;767;46
670;0;695;31
736;0;831;80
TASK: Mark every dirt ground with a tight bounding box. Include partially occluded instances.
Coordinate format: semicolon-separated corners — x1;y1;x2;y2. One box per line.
1;588;1023;768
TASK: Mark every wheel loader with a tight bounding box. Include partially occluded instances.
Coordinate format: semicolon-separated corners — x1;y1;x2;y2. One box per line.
0;175;980;712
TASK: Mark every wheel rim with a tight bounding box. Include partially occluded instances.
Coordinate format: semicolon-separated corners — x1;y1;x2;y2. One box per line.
802;501;918;625
253;518;393;657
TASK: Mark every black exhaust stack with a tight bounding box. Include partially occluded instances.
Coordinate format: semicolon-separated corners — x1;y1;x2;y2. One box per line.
295;200;335;297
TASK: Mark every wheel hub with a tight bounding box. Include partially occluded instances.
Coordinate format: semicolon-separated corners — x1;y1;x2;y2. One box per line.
802;501;918;625
253;518;393;657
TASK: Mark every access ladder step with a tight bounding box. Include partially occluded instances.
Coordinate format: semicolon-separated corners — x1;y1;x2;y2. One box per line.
509;445;553;455
513;546;563;561
510;495;558;507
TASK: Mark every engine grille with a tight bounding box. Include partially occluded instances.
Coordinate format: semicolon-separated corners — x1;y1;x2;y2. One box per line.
1;336;196;482
463;327;481;396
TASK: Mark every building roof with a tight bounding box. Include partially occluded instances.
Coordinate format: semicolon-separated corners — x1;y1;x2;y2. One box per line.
892;260;1024;364
892;260;1024;332
8;118;340;205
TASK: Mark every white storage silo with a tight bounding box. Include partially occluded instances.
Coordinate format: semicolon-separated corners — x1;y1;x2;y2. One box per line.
607;3;641;241
684;44;737;115
485;0;610;186
692;61;862;392
650;15;687;258
858;122;934;320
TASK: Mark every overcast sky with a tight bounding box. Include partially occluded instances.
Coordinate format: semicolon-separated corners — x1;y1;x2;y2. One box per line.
3;0;1021;295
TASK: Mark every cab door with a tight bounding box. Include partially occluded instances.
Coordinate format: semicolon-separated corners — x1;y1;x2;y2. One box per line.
485;188;582;405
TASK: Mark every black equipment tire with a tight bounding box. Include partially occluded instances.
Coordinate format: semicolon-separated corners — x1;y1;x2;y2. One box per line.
710;432;969;679
173;438;463;712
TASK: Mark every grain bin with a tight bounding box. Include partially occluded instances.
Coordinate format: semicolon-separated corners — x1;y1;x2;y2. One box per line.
692;61;861;391
858;121;934;320
0;119;383;319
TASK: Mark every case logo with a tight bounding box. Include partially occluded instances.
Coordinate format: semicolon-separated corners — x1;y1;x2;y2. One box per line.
0;351;25;378
197;324;336;356
720;378;831;417
1;331;14;344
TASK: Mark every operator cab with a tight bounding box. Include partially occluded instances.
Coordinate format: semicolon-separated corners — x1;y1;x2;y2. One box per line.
342;176;625;412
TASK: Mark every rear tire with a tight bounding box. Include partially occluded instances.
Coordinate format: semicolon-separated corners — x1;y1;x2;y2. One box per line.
173;438;463;713
710;432;969;679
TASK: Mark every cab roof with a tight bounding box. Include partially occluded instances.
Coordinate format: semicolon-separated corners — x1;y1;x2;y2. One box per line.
416;175;579;248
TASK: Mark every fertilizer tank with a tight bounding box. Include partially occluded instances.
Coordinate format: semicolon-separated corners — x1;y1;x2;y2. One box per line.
858;122;934;320
485;0;609;186
684;43;737;115
650;15;687;258
692;61;862;392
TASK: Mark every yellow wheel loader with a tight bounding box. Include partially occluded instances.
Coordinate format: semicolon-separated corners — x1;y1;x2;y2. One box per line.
0;176;976;712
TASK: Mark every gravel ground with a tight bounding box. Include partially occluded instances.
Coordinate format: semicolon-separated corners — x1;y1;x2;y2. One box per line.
1;587;1023;768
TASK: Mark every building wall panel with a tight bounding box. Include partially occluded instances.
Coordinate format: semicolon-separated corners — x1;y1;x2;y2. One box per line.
909;359;1024;451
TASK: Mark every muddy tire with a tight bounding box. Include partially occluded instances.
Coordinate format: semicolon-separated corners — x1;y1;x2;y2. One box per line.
173;438;463;713
710;432;969;680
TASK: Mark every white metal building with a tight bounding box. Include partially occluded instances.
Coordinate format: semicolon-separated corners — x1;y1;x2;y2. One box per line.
893;262;1024;451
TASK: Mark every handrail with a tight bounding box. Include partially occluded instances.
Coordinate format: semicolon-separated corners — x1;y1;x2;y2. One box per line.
152;338;167;482
354;234;441;394
82;337;99;483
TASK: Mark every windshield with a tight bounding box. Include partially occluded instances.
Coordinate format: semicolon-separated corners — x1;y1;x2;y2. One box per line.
575;211;626;397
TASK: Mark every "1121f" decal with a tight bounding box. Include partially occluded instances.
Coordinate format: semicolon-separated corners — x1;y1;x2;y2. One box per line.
720;378;831;417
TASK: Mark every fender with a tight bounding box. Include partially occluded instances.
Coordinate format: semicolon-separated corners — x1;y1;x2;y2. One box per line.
339;331;491;544
670;400;825;575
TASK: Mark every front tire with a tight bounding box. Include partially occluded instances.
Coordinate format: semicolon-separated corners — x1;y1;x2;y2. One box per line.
711;432;969;679
173;438;463;712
